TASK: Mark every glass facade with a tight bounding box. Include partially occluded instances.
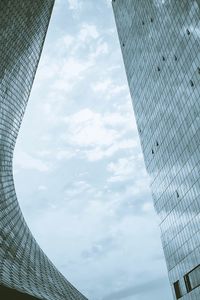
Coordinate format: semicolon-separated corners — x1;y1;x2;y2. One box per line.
0;1;87;300
112;1;200;299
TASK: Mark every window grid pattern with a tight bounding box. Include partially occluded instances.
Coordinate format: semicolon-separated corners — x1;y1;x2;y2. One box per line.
0;1;87;300
113;0;200;299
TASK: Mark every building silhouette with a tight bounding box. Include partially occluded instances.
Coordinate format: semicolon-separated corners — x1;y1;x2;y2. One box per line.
113;0;200;299
0;1;87;299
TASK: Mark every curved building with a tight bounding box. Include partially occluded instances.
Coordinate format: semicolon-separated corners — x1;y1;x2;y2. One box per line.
113;0;200;299
0;1;87;299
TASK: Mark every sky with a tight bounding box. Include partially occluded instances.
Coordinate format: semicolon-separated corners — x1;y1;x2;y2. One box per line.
13;1;172;299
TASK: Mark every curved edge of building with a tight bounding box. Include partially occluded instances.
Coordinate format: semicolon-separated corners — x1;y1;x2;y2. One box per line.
0;1;87;299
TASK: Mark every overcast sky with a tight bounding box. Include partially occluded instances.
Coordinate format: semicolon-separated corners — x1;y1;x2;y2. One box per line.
13;1;172;299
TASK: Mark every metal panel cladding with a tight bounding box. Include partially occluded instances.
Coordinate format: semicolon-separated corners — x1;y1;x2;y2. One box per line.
0;1;87;300
112;0;200;299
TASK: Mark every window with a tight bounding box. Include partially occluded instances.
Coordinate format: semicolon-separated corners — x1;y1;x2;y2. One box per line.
184;265;200;292
173;281;182;299
184;274;192;292
186;29;190;35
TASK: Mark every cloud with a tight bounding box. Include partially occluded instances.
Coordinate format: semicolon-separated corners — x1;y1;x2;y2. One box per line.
107;153;150;183
142;201;154;212
60;108;138;161
62;34;74;48
93;79;113;93
79;23;99;41
38;185;47;191
14;151;50;172
102;277;168;300
85;139;136;161
64;109;119;146
93;79;127;98
107;156;138;182
67;0;81;10
90;40;109;59
105;0;112;7
35;22;110;111
55;149;75;160
52;57;93;92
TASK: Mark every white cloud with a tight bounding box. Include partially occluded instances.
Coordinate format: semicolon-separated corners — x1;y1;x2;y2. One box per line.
142;202;154;212
61;34;74;49
64;109;119;147
107;157;136;182
14;151;50;172
86;139;137;161
79;23;99;41
54;22;102;55
38;185;47;191
67;0;81;10
53;57;93;92
93;79;112;93
93;79;127;98
36;56;59;82
35;22;109;111
55;149;75;160
90;41;109;59
107;155;151;199
105;0;112;7
60;108;138;161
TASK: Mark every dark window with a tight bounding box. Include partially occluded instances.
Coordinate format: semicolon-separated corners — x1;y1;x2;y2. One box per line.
184;274;192;292
184;265;200;292
176;191;179;198
173;281;182;299
186;29;190;35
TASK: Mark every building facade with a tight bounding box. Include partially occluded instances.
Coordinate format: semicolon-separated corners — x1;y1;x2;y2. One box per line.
0;1;87;299
113;0;200;299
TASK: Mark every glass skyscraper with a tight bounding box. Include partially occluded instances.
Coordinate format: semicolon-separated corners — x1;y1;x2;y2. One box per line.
113;1;200;299
0;1;87;299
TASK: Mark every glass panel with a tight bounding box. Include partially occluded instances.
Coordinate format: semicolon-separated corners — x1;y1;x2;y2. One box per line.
188;265;200;290
173;280;182;299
